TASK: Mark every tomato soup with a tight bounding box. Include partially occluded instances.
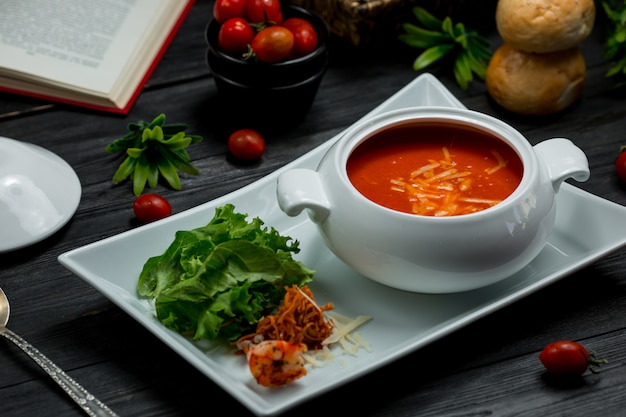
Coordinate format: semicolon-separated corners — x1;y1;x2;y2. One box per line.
346;123;524;216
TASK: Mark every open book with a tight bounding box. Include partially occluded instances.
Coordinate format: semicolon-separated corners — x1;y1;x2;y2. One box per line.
0;0;195;114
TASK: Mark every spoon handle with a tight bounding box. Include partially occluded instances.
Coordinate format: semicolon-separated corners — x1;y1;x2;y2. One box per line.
1;327;118;417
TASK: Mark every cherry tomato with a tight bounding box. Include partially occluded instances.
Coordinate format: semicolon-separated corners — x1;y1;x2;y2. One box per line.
133;193;172;223
228;129;266;160
213;0;248;24
251;26;294;62
218;17;254;55
246;0;282;24
616;150;626;183
282;17;318;57
539;340;607;376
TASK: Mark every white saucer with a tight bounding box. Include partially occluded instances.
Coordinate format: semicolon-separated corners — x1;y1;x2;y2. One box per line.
0;136;81;253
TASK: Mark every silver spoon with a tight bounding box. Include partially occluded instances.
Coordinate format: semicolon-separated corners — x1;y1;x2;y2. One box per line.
0;287;118;417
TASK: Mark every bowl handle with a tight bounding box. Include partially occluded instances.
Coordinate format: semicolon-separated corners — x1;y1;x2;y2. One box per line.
276;168;330;223
533;138;590;192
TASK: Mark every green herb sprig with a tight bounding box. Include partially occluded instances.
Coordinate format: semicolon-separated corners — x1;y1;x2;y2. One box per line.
602;1;626;88
106;114;202;196
399;7;492;90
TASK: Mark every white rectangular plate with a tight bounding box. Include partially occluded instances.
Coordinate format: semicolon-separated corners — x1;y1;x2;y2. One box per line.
59;74;626;416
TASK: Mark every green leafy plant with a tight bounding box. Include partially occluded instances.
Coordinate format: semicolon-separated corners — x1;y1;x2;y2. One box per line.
398;7;492;90
106;114;202;196
602;1;626;88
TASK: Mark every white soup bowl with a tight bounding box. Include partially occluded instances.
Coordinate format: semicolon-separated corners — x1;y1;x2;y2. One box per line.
276;107;590;293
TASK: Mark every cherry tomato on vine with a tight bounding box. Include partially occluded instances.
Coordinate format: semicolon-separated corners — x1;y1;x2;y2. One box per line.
218;17;255;55
615;150;626;183
250;26;294;62
228;129;266;160
539;340;607;376
282;17;318;57
133;194;172;223
213;0;248;24
246;0;282;24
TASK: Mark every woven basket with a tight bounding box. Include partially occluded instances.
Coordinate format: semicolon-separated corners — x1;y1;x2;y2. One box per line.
288;0;497;46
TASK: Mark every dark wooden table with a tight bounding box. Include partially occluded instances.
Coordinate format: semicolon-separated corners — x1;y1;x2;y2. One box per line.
2;1;626;416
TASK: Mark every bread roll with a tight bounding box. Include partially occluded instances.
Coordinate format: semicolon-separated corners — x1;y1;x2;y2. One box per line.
486;43;586;116
496;0;595;53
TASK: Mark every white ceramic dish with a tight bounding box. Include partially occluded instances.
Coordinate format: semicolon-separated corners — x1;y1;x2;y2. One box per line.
58;74;626;416
277;106;589;292
0;137;81;253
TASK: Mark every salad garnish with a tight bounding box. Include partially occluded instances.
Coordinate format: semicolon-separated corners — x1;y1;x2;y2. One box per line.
237;284;334;350
137;204;371;387
137;204;314;341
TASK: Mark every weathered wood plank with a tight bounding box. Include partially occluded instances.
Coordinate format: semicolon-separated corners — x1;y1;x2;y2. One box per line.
1;1;625;416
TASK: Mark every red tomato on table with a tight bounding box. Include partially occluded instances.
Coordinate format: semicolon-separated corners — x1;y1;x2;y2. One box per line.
539;340;607;376
218;17;254;55
133;194;172;223
282;17;318;57
228;129;266;160
616;151;626;183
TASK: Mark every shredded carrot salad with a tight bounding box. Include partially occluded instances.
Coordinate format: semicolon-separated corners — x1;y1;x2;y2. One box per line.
237;285;334;350
390;146;511;216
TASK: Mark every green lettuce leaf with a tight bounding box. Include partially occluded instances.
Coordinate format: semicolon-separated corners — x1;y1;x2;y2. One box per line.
137;204;314;341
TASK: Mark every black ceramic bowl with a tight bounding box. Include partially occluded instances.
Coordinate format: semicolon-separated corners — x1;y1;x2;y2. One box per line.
205;4;329;130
